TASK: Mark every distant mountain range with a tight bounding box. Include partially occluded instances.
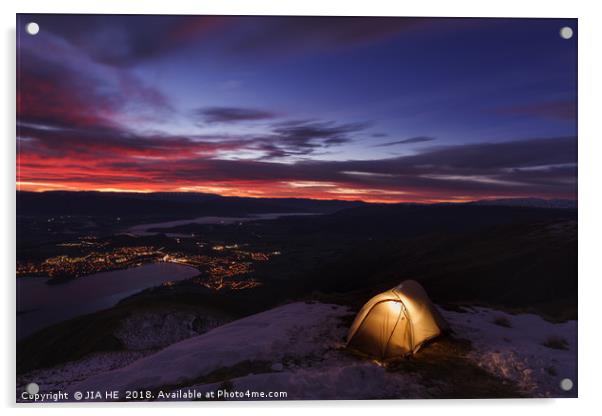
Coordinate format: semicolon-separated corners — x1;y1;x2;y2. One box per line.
470;198;576;209
16;191;365;218
16;191;576;218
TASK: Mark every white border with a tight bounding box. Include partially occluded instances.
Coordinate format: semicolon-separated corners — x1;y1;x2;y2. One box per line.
3;1;601;415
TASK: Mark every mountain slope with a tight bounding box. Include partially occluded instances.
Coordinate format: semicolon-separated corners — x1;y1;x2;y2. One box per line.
18;302;576;400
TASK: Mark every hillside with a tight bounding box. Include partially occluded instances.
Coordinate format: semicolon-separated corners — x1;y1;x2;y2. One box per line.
16;191;364;218
17;301;576;400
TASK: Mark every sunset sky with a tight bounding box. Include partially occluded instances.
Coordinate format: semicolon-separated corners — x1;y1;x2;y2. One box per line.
17;15;577;203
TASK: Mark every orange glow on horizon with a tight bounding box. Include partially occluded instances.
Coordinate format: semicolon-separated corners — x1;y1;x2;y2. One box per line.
16;181;404;203
15;180;506;204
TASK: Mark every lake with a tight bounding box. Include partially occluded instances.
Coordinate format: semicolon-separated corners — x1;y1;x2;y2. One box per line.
17;262;199;340
125;212;318;237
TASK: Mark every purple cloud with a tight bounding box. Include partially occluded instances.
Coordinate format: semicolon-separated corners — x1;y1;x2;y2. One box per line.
374;136;437;147
495;100;577;120
196;107;277;123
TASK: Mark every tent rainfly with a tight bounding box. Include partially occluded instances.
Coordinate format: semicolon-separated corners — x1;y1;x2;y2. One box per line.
346;280;447;359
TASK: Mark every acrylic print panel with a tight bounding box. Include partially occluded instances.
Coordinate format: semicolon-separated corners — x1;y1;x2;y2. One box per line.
16;14;577;402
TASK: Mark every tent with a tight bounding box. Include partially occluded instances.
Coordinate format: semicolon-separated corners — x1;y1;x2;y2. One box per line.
346;280;447;359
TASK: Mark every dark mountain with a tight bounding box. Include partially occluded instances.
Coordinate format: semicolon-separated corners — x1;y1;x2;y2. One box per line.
16;191;365;218
471;198;577;209
260;202;577;240
307;215;577;320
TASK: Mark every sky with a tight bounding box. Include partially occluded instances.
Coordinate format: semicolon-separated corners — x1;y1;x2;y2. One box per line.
16;15;577;203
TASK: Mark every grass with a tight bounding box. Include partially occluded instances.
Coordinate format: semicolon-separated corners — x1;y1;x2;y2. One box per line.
16;291;235;374
17;305;127;374
150;360;274;401
384;335;525;398
542;335;569;350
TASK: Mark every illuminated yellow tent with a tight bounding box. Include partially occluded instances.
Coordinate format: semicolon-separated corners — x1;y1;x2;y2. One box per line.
346;280;447;359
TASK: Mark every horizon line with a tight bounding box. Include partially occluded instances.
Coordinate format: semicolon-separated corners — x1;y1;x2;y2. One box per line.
15;188;578;206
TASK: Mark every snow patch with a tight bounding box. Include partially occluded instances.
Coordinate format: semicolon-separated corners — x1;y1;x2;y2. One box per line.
442;307;577;397
17;350;151;395
169;362;424;400
68;302;352;394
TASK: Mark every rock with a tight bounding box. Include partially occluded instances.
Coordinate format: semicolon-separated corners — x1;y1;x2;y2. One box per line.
271;362;284;372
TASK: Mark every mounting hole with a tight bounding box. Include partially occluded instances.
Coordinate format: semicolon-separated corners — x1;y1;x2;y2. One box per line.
25;22;39;36
26;382;40;394
560;378;573;391
559;26;573;40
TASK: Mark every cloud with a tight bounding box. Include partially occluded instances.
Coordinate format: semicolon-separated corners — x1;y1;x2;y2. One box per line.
17;123;243;162
495;100;577;120
192;118;373;160
20;135;574;201
17;49;116;129
228;16;427;56
23;14;227;67
17;30;172;132
23;14;448;68
196;107;277;123
16;35;577;203
236;120;371;160
374;136;437;147
188;114;371;160
398;137;576;171
272;119;370;147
